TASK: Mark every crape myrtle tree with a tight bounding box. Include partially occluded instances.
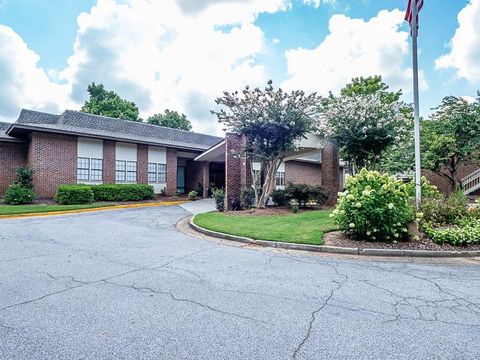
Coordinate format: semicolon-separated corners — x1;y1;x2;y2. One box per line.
422;93;480;191
212;80;320;208
81;83;140;121
318;76;409;175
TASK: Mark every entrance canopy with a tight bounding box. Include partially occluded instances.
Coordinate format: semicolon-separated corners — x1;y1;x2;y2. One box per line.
194;133;327;163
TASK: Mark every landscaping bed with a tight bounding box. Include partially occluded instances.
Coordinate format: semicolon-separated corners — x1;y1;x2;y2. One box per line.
324;231;480;251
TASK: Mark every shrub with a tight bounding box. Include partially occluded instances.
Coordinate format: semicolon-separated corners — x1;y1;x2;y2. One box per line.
271;189;288;206
91;184;154;202
285;183;329;207
290;199;299;213
419;189;468;226
310;185;328;206
4;184;36;205
188;191;198;201
159;188;167;196
212;188;225;212
332;169;415;241
240;187;255;209
285;184;311;207
423;219;480;245
405;176;442;200
55;185;94;205
14;167;34;189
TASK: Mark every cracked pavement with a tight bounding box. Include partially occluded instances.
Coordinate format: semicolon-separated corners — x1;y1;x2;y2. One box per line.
1;205;480;359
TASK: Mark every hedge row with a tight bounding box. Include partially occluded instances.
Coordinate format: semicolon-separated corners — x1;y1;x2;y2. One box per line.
55;184;155;205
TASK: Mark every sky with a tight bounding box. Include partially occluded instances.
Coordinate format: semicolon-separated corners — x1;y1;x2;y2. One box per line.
0;0;479;135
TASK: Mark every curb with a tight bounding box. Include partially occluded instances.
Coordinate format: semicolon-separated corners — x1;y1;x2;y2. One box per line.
189;216;480;258
0;200;189;220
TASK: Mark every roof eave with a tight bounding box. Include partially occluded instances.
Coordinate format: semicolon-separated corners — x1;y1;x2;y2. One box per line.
8;124;211;152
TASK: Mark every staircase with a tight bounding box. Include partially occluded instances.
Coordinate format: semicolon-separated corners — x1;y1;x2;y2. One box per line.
462;168;480;195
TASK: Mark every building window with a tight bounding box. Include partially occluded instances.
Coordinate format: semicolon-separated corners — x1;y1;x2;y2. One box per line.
275;172;285;187
158;164;167;183
77;157;103;182
148;162;167;183
77;157;90;181
126;161;137;182
91;159;103;181
148;163;157;183
116;160;126;182
253;169;261;189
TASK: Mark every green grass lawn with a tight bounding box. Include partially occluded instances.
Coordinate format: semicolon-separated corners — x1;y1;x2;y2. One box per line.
194;209;336;245
0;203;113;216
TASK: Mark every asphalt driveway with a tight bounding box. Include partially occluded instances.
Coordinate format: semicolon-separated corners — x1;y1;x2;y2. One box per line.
1;204;479;360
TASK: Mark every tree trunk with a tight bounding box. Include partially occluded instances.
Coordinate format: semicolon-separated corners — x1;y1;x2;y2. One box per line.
257;157;282;208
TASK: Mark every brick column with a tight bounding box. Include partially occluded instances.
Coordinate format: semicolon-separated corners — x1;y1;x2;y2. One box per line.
137;144;148;184
202;161;210;198
103;140;116;184
28;132;77;198
321;142;340;206
166;148;177;196
225;133;250;210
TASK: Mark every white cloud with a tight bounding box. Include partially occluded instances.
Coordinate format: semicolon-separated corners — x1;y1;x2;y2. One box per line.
435;0;480;83
282;9;427;96
58;0;298;134
0;25;71;121
0;0;341;132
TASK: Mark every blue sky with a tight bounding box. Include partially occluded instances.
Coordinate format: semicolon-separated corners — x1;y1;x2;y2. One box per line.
0;0;478;133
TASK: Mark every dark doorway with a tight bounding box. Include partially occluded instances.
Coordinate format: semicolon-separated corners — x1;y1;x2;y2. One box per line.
177;166;186;194
209;162;225;193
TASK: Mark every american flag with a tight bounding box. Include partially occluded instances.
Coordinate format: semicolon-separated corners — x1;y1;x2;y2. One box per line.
405;0;424;28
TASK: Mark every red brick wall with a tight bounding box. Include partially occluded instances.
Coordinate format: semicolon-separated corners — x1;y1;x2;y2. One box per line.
166;148;177;196
137;144;148;184
225;133;250;210
285;161;322;186
28;132;77;198
103;140;116;184
423;160;480;195
185;160;210;196
321;142;340;206
0;141;28;195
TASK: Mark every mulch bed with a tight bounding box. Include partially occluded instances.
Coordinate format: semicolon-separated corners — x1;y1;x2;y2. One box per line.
324;231;480;251
225;206;328;216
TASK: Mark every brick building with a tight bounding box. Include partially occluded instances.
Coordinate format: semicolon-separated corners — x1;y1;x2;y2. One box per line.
0;109;345;205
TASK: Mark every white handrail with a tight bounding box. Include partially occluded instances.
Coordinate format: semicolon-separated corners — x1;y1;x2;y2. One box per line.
462;168;480;194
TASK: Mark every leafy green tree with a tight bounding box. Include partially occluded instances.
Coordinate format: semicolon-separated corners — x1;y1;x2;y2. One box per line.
81;83;140;121
422;94;480;191
212;80;319;208
318;76;409;174
146;110;192;131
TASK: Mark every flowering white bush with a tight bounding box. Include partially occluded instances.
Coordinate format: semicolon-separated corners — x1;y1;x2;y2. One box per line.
332;169;415;241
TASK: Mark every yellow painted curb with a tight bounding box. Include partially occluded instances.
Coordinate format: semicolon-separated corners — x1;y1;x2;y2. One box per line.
0;200;189;220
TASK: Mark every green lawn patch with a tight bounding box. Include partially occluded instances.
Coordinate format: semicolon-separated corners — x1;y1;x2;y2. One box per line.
0;203;113;216
194;209;336;245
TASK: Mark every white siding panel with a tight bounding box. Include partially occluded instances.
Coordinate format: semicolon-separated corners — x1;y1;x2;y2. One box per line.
116;142;137;160
148;146;167;194
148;146;166;163
77;137;103;159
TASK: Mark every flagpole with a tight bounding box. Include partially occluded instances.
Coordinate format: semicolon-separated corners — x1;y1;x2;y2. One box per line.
411;0;422;209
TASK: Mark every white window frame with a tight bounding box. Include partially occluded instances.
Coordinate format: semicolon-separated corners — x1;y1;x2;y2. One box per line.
77;157;103;182
275;171;285;187
116;160;137;183
148;162;167;183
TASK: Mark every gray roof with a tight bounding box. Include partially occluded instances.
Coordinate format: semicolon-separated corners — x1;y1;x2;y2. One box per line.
9;109;223;151
0;121;24;142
